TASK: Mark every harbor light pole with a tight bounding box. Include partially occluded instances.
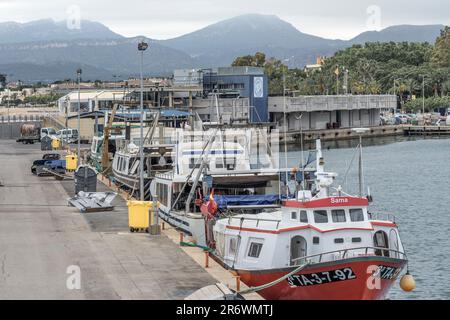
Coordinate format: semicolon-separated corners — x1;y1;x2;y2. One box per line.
77;68;82;165
421;75;426;115
138;40;149;201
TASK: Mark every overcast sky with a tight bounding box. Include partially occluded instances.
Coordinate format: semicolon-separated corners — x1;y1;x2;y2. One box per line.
1;0;449;40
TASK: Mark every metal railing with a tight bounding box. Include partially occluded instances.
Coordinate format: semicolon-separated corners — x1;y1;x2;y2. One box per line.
368;212;396;223
291;246;407;265
227;216;282;229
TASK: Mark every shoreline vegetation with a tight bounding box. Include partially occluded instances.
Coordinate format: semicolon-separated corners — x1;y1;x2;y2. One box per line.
232;27;450;112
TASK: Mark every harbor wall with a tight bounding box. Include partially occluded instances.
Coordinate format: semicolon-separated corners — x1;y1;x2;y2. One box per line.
279;125;404;144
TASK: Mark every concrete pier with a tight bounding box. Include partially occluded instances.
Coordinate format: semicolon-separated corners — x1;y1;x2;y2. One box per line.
0;140;215;299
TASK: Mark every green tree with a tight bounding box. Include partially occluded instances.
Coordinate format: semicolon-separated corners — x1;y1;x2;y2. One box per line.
0;74;6;91
431;26;450;67
231;52;266;67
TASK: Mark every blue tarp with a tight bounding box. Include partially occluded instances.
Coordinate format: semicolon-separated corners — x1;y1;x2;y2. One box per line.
204;194;279;209
160;109;191;118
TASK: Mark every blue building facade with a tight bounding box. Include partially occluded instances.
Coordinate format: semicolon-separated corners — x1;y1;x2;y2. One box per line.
202;67;269;123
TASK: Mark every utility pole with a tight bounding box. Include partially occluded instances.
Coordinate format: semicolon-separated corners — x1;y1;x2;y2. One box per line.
343;69;349;95
77;68;82;165
138;40;149;201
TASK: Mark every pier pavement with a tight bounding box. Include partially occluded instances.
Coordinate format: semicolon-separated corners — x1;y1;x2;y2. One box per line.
0;140;215;299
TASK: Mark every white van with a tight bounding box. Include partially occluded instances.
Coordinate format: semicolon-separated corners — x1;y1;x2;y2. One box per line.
40;127;56;140
54;129;79;143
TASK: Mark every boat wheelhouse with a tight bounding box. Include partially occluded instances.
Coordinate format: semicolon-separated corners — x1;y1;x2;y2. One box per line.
112;142;174;199
151;127;282;246
90;132;125;172
211;139;408;300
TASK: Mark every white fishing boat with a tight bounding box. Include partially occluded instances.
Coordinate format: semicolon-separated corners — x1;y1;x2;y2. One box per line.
112;141;174;199
151;126;284;246
210;139;413;300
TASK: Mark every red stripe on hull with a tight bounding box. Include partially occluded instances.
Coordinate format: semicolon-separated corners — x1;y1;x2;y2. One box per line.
236;258;406;300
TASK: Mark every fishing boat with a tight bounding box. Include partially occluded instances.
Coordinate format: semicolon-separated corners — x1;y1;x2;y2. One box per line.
112;140;174;199
151;126;283;246
210;139;410;300
90;132;125;172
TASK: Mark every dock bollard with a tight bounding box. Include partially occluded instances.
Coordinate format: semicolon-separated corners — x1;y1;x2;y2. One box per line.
234;276;241;292
204;251;209;268
179;232;184;244
162;222;165;230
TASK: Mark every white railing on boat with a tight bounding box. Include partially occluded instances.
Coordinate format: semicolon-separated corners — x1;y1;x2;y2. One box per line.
156;171;175;180
227;216;282;229
291;246;407;265
368;212;396;223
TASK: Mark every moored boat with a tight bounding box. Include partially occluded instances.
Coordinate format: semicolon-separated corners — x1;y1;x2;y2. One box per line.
211;139;410;300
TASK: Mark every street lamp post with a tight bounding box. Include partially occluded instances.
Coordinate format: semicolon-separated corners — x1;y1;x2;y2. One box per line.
77;68;82;165
421;75;426;115
138;41;149;201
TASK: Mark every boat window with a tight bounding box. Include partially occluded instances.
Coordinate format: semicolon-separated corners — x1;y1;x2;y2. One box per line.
291;211;298;220
331;209;346;223
229;238;238;257
300;211;308;223
350;209;364;222
352;237;362;243
313;237;320;244
334;238;344;244
215;159;224;169
248;242;263;258
313;210;328;223
189;158;201;169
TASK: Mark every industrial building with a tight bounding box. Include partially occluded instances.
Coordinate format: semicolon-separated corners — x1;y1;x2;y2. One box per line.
269;95;397;131
202;67;269;123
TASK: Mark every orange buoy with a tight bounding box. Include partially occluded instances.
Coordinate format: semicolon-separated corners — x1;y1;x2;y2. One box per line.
400;272;416;292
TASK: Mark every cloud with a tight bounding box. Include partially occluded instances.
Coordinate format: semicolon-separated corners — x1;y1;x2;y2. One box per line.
0;0;448;39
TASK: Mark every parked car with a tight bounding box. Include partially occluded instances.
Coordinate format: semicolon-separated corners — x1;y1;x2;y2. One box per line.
52;129;79;144
40;127;56;140
395;114;411;124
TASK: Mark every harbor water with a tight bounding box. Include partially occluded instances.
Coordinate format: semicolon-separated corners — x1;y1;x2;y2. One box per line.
285;136;450;300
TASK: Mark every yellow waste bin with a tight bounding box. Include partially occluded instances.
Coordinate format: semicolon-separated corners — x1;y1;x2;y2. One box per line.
65;154;78;171
127;201;159;233
51;138;61;150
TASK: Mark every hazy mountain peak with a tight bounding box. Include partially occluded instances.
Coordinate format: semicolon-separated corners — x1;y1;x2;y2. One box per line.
0;19;123;44
350;24;445;44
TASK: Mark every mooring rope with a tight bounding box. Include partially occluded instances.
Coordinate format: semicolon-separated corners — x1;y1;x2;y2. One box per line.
238;261;310;295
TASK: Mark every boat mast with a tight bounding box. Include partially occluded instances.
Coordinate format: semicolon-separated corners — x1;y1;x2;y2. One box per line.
352;128;369;197
283;73;289;197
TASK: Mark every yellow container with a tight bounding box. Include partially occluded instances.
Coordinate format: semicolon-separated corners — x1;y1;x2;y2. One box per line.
65;154;78;171
127;201;159;232
51;138;61;150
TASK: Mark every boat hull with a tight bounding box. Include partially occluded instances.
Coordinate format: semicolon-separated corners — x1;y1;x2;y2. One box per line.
158;208;207;246
235;256;407;300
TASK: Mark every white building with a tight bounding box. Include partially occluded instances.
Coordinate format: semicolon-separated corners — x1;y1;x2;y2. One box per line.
57;90;125;115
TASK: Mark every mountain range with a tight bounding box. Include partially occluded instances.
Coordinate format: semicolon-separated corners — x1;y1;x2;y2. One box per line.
0;14;445;82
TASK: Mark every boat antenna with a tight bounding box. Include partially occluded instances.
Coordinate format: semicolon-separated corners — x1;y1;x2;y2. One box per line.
295;113;305;190
282;72;289;198
352;128;369;197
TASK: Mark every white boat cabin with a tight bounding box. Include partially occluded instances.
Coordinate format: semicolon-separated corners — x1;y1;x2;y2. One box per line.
214;195;404;270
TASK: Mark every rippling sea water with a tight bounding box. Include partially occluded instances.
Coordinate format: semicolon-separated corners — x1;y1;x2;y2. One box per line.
285;136;450;300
